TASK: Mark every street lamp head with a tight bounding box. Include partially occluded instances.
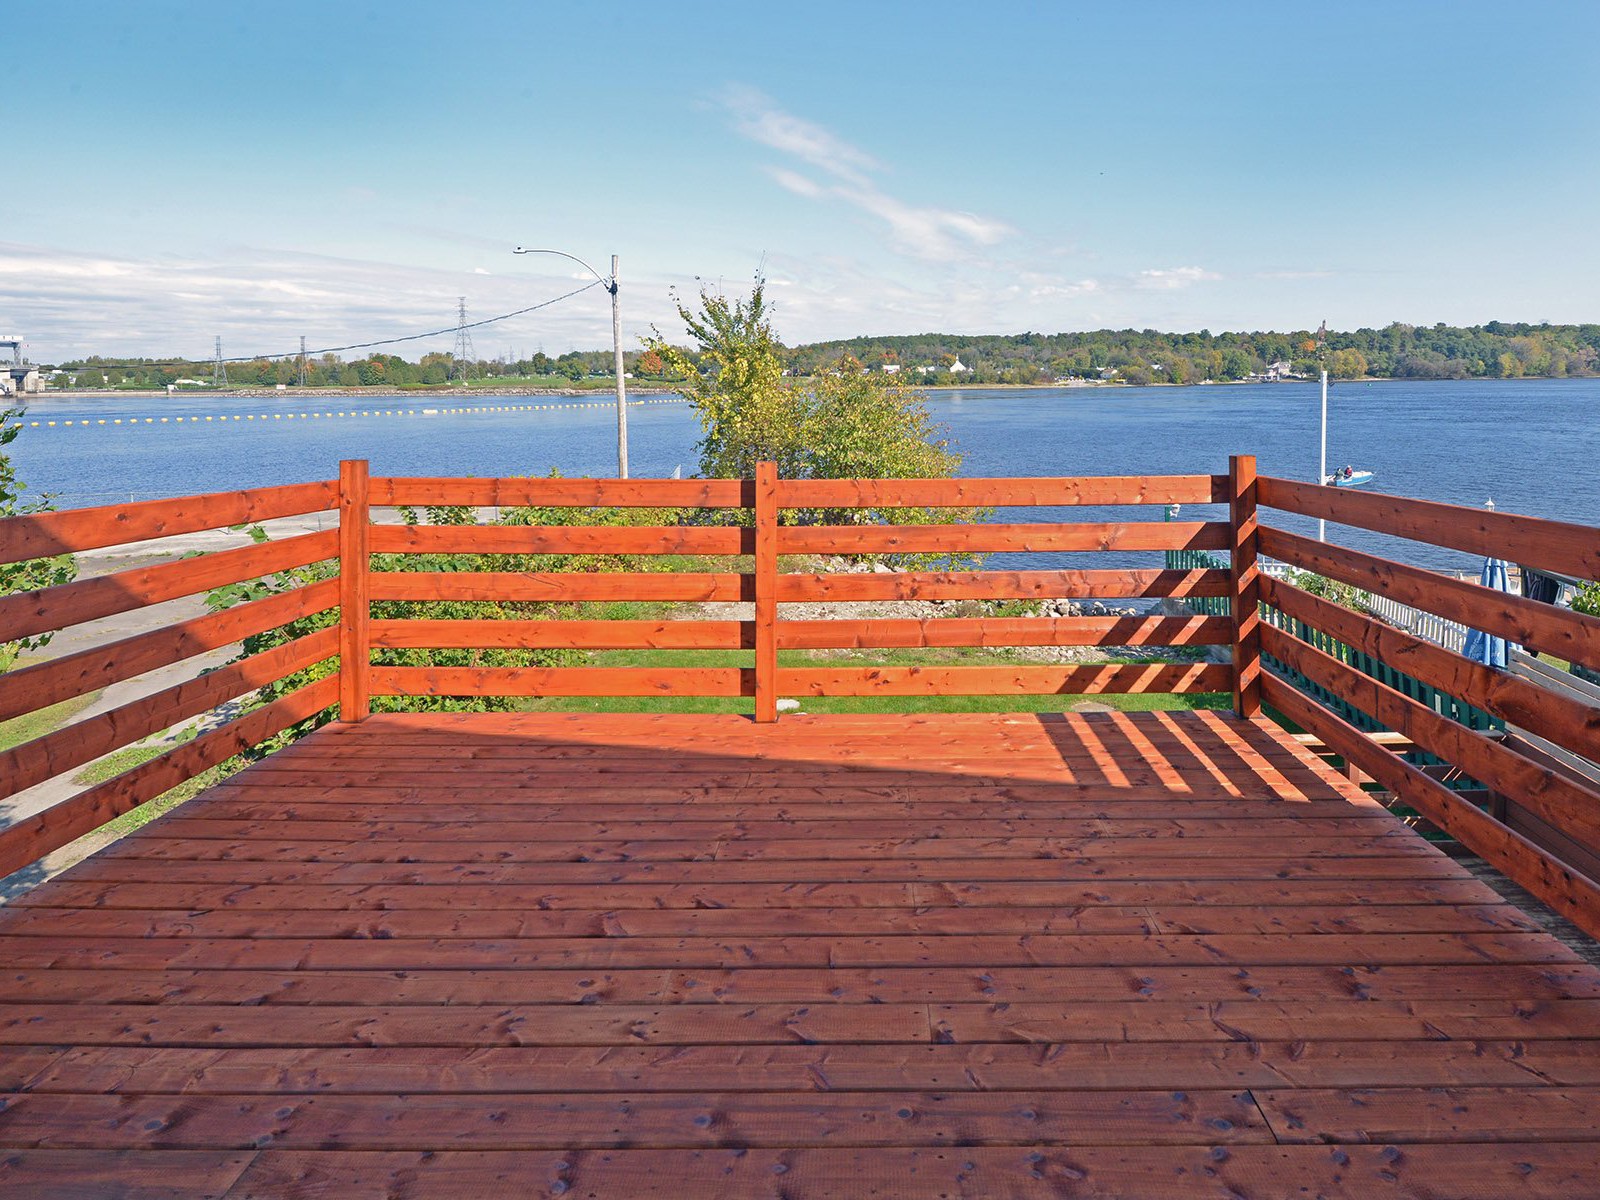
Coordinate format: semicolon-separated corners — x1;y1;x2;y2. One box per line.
511;246;615;291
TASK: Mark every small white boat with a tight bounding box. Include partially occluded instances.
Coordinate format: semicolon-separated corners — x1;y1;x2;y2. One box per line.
1323;466;1375;488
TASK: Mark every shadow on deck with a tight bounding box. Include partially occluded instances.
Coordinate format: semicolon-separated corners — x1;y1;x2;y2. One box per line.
3;710;1599;1198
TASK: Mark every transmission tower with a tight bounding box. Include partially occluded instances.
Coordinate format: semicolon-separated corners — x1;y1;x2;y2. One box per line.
298;336;308;387
452;297;477;382
212;336;227;387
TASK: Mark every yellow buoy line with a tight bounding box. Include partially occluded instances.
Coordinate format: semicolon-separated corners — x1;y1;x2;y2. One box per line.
23;396;687;429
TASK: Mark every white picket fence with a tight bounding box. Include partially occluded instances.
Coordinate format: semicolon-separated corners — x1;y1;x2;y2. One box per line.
1358;591;1471;654
1259;555;1475;653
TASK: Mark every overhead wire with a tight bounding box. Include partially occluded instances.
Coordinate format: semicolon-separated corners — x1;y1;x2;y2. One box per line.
55;280;606;369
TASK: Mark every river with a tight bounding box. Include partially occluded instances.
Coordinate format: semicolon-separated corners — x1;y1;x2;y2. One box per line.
7;378;1595;573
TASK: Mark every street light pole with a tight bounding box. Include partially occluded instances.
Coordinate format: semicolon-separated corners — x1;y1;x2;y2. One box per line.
609;255;627;480
1315;319;1328;542
513;246;628;478
1318;365;1328;542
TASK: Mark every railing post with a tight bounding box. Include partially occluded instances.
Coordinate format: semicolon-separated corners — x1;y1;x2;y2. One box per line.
1229;454;1262;718
338;459;371;723
754;460;778;723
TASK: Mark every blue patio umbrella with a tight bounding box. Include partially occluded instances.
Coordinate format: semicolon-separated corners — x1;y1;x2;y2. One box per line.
1460;557;1513;669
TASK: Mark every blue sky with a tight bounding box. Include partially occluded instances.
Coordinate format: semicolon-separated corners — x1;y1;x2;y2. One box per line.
6;0;1599;361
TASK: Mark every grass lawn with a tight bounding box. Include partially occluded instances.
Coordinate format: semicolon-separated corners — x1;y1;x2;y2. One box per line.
0;692;101;753
65;725;249;843
462;375;625;391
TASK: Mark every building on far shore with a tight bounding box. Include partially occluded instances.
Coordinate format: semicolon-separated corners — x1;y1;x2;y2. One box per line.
2;334;41;397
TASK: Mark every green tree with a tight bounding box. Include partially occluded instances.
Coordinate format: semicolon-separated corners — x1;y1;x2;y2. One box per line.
1328;348;1368;379
645;278;790;478
1;408;78;670
646;276;978;557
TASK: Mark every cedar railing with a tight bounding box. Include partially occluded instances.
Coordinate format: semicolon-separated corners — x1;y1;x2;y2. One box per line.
2;457;1598;943
353;462;1239;721
0;482;341;879
1252;475;1600;937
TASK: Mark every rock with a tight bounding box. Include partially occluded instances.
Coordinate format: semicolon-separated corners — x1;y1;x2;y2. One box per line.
872;561;895;574
776;698;802;713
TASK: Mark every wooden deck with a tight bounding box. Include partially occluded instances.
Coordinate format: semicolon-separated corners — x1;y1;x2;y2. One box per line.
4;710;1600;1198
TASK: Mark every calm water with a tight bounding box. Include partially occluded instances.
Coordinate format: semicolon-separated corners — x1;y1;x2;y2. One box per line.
8;379;1596;572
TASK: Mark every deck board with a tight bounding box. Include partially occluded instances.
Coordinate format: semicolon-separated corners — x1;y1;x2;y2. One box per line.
3;710;1599;1197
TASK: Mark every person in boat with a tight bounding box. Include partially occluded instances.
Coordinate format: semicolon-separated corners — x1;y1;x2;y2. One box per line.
1342;465;1354;480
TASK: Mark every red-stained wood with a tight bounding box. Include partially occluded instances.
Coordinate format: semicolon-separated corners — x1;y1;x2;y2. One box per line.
0;529;339;644
777;567;1229;602
1260;473;1600;581
754;460;779;724
776;614;1230;649
0;1149;257;1197
370;476;749;508
0;628;337;801
367;570;748;603
775;474;1227;508
194;1145;1600;1200
337;459;370;723
0;577;339;725
1263;624;1600;857
370;523;749;555
369;618;746;650
1261;674;1600;940
777;520;1231;555
6;705;1600;1192
369;665;754;698
1255;1085;1600;1145
0;900;1541;941
0;480;336;565
12;1039;1600;1093
1229;454;1261;718
1262;574;1600;763
1260;524;1600;671
0;677;338;880
0;1086;1272;1148
778;663;1230;696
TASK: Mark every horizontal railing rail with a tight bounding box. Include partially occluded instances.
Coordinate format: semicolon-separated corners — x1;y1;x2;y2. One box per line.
1256;474;1600;938
0;480;343;881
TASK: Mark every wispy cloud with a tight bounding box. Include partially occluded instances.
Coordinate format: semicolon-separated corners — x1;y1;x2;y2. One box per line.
1135;266;1222;291
724;86;1012;261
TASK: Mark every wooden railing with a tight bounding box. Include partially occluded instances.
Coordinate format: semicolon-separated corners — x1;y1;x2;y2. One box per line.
355;462;1239;722
0;483;341;879
1252;475;1600;937
3;456;1598;946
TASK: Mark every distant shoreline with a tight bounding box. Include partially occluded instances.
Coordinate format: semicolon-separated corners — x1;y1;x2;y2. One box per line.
20;374;1593;402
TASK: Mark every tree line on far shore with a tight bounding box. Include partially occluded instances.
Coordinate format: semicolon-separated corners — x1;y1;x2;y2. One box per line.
784;321;1600;386
48;319;1600;391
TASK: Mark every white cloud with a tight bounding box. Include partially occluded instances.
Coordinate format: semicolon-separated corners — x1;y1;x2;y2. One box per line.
1135;266;1222;290
1254;268;1334;280
723;87;1013;261
0;242;679;361
725;85;880;184
767;167;825;199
